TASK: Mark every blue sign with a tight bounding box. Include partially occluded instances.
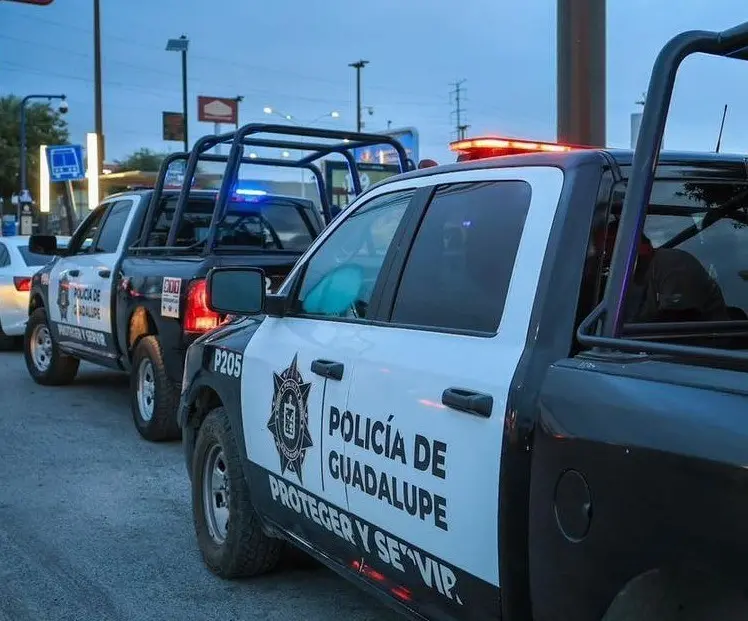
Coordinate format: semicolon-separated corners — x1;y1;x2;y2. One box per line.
353;127;419;169
46;144;85;182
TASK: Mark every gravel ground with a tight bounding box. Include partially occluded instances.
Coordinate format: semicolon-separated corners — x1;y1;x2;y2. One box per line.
0;351;401;621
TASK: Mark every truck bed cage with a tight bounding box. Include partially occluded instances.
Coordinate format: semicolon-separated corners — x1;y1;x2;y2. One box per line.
139;124;412;254
577;21;748;364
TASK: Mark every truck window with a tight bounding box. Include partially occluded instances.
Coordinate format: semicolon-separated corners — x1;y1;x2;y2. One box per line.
67;205;107;255
586;178;748;331
216;199;315;251
95;200;133;253
390;180;532;333
295;190;414;319
146;196;317;251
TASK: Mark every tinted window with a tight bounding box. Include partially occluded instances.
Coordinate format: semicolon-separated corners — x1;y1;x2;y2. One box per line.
391;181;532;333
589;180;748;326
95;200;133;253
296;190;414;319
69;206;107;254
216;199;315;251
146;196;317;251
0;244;9;268
18;246;53;266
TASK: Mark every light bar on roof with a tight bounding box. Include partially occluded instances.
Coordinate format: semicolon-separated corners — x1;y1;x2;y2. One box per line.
450;136;574;154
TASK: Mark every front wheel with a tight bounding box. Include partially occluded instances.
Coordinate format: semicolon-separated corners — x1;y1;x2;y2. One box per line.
192;406;284;578
130;335;180;442
23;307;79;385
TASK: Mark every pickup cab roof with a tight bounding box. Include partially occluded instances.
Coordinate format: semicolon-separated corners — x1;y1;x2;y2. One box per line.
364;148;748;196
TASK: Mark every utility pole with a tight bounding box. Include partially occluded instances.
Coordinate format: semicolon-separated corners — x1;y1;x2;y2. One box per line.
557;0;606;146
349;59;369;132
450;79;469;140
93;0;104;169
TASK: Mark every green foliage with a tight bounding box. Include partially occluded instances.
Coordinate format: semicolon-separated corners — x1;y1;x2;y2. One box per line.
0;94;69;202
115;147;165;172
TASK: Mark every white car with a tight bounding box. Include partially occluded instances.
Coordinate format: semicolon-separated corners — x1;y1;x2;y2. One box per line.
0;235;70;349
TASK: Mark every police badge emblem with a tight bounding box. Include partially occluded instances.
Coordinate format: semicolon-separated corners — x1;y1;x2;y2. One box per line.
267;354;313;483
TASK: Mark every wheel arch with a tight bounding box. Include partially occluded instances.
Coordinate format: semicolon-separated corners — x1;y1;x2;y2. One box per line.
127;306;157;358
28;291;44;315
185;384;225;430
602;564;748;621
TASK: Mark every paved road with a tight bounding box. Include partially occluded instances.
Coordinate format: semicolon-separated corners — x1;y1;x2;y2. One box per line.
0;351;401;621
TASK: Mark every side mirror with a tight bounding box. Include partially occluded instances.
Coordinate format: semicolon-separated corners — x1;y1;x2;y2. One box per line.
29;234;59;255
206;267;266;316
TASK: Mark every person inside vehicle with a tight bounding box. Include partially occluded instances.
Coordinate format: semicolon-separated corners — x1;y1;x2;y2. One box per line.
593;218;730;323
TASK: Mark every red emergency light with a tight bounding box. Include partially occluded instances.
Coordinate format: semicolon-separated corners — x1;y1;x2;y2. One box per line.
449;136;589;161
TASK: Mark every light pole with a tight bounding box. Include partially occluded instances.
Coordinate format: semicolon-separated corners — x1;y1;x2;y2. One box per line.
166;35;190;152
18;94;67;226
93;0;104;171
234;95;244;129
348;60;369;132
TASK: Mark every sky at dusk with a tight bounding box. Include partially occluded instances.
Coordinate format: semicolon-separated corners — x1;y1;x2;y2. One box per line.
3;0;748;179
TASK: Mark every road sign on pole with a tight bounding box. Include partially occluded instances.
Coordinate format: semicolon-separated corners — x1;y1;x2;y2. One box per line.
197;96;238;124
46;145;85;182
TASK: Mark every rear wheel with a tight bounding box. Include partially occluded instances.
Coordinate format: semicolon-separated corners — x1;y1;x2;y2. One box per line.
23;307;79;385
192;406;284;578
130;335;180;442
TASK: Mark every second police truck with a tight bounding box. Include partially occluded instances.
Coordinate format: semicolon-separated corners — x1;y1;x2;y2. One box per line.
177;21;748;621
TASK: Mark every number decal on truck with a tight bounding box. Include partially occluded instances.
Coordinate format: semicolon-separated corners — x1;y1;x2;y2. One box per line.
161;277;181;318
213;347;242;378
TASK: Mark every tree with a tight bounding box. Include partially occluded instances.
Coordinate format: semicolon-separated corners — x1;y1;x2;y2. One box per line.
0;95;69;205
115;148;165;172
115;147;205;175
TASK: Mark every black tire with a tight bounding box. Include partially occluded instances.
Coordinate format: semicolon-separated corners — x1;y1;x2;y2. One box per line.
192;406;284;579
23;307;79;385
130;335;180;442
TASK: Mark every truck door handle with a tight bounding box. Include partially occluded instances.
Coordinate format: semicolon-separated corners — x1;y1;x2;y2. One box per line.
98;268;111;278
311;359;344;381
441;387;493;418
63;268;80;278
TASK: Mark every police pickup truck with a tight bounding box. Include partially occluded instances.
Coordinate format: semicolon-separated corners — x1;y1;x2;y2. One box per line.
177;22;748;621
23;186;325;441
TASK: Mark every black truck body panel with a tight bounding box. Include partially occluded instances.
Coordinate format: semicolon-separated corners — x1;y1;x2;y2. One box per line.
28;188;317;387
116;252;300;384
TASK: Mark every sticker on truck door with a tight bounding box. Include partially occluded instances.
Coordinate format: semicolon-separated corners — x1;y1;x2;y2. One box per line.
161;277;181;318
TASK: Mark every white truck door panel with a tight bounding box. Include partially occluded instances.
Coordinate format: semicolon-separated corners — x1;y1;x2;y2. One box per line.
240;188;417;550
49;198;138;352
341;168;564;612
240;319;363;515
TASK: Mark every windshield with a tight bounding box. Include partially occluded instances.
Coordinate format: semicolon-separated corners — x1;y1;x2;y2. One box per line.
146;196;318;251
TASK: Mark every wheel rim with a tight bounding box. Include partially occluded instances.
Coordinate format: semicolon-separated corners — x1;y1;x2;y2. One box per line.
136;358;156;422
30;323;53;373
203;444;230;544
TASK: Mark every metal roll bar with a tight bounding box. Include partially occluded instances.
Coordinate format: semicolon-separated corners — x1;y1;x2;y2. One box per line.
156;123;411;251
579;22;748;343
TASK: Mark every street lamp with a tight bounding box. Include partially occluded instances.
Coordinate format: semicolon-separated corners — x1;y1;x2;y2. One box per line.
166;35;189;152
18;94;67;225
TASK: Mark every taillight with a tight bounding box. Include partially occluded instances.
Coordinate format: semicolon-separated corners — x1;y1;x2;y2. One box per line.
13;277;31;292
184;279;220;333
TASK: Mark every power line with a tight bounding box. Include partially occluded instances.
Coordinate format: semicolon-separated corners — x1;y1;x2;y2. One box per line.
449;79;469;140
2;13;450;106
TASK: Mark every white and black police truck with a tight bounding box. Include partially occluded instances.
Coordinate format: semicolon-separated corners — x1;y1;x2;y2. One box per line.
178;22;748;621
